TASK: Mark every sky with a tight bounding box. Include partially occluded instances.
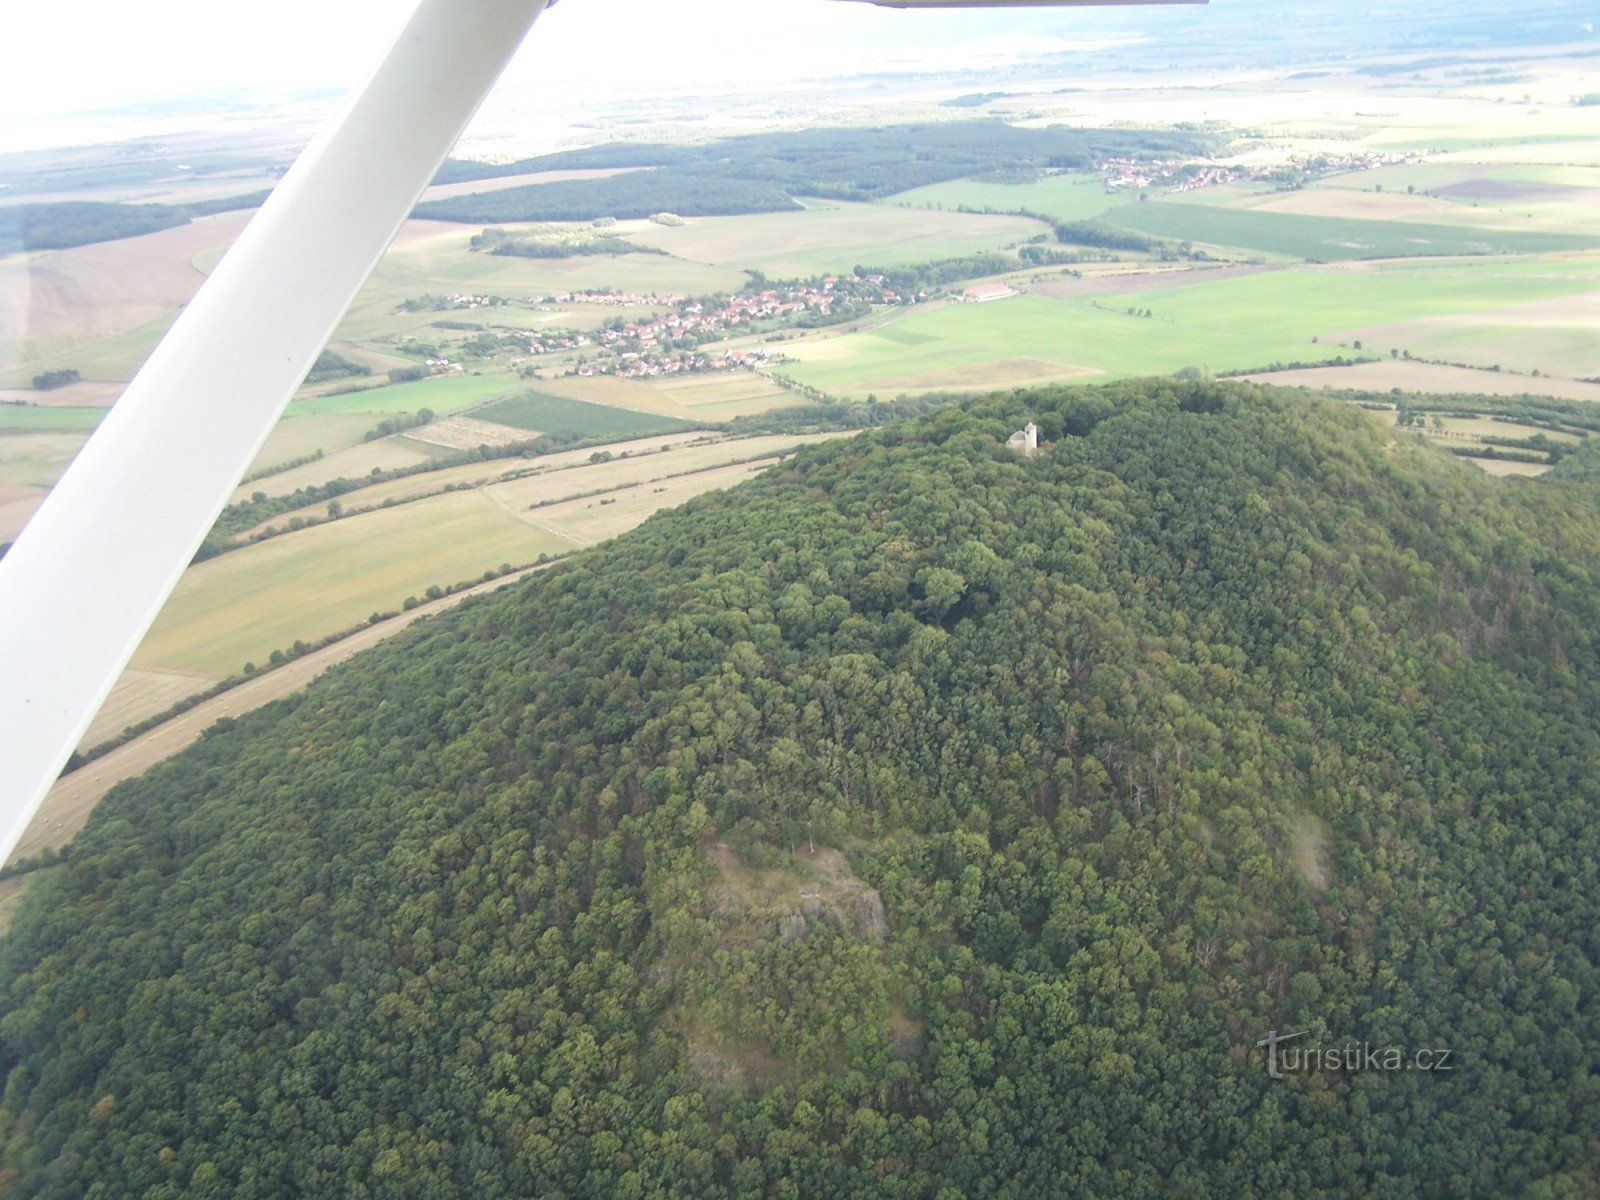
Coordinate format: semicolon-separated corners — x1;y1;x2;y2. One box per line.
1;0;1174;132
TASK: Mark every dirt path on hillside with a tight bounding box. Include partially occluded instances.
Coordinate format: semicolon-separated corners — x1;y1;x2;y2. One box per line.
6;566;544;865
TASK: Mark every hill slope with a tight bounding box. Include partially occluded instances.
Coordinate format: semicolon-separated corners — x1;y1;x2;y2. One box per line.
3;382;1600;1198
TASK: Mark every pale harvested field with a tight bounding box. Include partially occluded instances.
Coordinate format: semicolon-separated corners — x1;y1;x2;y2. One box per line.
246;429;775;533
419;167;641;202
235;417;432;501
1241;185;1589;232
1245;360;1600;403
406;415;533;451
1029;263;1277;299
0;380;123;408
9;567;547;865
0;212;251;377
864;356;1105;393
653;372;795;413
1472;458;1552;477
485;432;843;517
240;458;521;538
1324;280;1600;381
626;202;1049;278
534;459;786;544
0;485;46;541
82;666;217;749
1421;415;1581;443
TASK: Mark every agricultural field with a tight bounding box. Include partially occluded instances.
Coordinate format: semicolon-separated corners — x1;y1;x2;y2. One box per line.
0;430;84;487
0;211;248;384
1243;360;1600;402
233;435;443;504
648;372;798;421
776;253;1600;396
285;369;526;417
538;371;799;423
0;484;47;541
245;413;387;473
131;489;571;678
1101;201;1600;261
889;171;1118;223
128;430;836;681
622;202;1049;278
81;666;214;749
0;406;103;433
360;221;746;308
475;391;698;438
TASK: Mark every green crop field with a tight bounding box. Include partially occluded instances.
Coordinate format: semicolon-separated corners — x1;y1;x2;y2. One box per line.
245;414;392;477
0;432;87;489
133;489;570;677
1102;201;1600;261
778;256;1600;396
476;391;698;438
887;172;1117;223
0;406;104;433
286;371;524;417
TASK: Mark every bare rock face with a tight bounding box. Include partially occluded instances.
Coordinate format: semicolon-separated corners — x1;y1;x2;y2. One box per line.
778;911;809;942
852;889;889;941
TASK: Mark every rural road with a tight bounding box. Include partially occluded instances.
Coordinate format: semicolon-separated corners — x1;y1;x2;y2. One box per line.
7;565;544;865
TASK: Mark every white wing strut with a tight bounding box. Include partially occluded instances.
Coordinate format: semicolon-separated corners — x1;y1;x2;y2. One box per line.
0;0;552;863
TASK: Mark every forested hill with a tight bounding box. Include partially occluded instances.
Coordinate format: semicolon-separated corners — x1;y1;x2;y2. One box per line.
416;121;1224;223
4;382;1600;1197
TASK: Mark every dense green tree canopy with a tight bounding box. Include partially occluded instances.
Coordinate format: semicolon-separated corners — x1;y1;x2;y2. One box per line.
2;381;1598;1197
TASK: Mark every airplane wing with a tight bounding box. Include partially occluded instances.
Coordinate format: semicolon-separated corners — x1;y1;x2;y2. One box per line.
0;0;1202;866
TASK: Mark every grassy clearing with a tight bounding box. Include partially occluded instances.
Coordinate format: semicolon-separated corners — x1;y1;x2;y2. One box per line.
887;172;1115;223
625;202;1048;278
133;489;571;677
287;370;524;417
1104;201;1600;261
476;391;698;438
779;257;1600;395
1473;458;1552;477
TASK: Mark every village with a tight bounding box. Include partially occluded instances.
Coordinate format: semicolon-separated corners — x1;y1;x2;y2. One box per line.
1099;149;1422;194
528;275;907;379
